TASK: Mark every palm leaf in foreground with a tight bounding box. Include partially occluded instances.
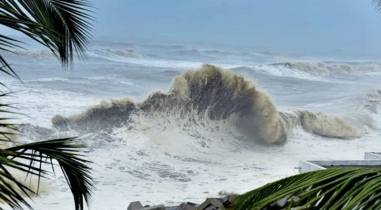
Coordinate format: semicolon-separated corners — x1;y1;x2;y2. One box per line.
0;96;93;210
0;0;95;209
374;0;381;17
0;0;94;66
0;139;93;210
233;168;381;210
0;0;94;86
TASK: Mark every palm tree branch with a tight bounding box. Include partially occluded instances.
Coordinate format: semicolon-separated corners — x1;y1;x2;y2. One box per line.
0;167;35;210
4;138;94;210
0;34;25;52
233;168;381;210
0;0;94;66
0;56;21;84
373;0;381;16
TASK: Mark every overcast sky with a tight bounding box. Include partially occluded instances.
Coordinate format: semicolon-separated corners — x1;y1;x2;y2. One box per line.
2;0;381;55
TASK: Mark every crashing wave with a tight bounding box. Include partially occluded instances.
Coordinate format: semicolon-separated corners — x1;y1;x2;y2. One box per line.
52;64;287;145
52;64;370;145
283;110;368;139
271;62;381;76
355;89;381;114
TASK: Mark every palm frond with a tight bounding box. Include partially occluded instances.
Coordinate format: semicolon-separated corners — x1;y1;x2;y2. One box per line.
0;93;19;143
0;1;95;209
233;168;381;210
0;172;32;210
373;0;381;17
0;0;94;66
0;55;21;86
5;138;94;210
0;93;93;210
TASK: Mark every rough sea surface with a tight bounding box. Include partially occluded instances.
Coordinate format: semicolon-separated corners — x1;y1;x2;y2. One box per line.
1;41;381;210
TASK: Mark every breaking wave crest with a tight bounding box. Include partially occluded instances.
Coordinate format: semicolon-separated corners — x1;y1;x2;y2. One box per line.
271;62;381;76
281;110;369;139
361;89;381;114
52;64;370;146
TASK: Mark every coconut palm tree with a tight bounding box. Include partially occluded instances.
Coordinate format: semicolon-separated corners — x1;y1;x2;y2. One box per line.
0;0;94;209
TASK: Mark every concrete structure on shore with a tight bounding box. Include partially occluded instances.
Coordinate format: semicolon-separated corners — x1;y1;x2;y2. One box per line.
298;152;381;173
364;152;381;160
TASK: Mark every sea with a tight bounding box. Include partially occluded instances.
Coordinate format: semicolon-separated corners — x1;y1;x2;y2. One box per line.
1;40;381;210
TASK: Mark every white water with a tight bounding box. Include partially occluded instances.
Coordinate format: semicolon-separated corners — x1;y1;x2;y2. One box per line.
1;42;381;210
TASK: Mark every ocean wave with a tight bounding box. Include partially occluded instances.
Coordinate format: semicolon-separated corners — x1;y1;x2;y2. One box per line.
51;65;371;146
93;40;135;48
4;50;56;59
139;44;185;50
281;110;369;139
97;48;142;58
52;64;287;145
173;49;201;55
357;89;381;114
240;65;334;82
258;51;279;56
271;62;381;76
87;52;240;69
203;50;250;56
155;70;181;77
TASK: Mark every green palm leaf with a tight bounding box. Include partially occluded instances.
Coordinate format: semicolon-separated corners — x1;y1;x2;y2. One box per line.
373;0;381;16
0;93;93;210
0;0;94;65
0;0;94;86
0;1;95;208
5;138;94;210
233;168;381;210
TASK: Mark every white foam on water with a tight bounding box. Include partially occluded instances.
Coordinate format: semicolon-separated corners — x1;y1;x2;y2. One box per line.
87;51;241;70
1;82;100;127
1;48;381;210
4;127;381;210
247;65;343;83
